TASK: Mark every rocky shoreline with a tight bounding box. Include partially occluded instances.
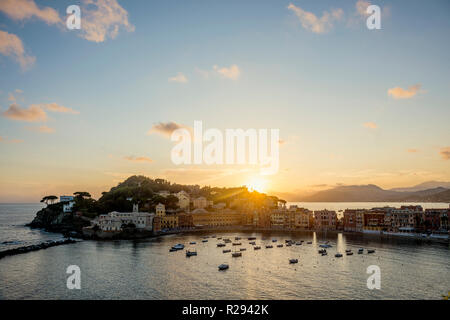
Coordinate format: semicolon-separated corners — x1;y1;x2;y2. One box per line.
0;239;77;260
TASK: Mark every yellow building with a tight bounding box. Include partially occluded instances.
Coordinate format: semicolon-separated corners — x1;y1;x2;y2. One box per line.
153;203;178;230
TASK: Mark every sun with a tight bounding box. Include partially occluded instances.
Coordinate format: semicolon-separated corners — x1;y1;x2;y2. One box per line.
246;177;268;193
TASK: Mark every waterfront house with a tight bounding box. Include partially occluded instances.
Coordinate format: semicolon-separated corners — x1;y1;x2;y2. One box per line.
314;210;337;231
60;195;75;213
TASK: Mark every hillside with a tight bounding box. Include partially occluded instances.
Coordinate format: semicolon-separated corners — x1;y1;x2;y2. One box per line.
300;184;450;202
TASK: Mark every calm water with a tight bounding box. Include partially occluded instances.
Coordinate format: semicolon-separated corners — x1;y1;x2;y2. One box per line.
0;203;449;300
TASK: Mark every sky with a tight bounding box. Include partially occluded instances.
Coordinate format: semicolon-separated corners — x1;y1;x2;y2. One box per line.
0;0;449;202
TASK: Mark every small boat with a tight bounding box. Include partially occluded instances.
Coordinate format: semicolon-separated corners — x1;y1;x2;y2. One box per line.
345;249;352;253
335;253;343;258
235;237;241;240
172;244;184;250
249;241;256;245
319;244;332;248
202;239;208;243
211;235;216;238
169;248;177;252
272;239;277;242
254;246;261;250
223;238;231;243
232;242;241;246
285;239;292;243
218;264;229;271
266;245;273;249
217;243;226;247
368;249;375;254
217;237;222;240
189;241;196;245
358;248;364;254
318;249;327;254
248;237;256;240
289;259;298;264
223;249;231;253
240;248;246;251
321;252;328;256
277;244;283;248
307;241;312;244
286;243;292;247
186;250;197;257
295;242;302;245
346;251;353;256
232;251;242;257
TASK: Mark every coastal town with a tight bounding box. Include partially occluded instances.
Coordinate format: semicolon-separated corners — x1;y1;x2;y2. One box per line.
52;189;449;240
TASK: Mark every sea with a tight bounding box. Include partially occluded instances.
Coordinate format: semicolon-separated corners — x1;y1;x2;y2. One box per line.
0;203;449;300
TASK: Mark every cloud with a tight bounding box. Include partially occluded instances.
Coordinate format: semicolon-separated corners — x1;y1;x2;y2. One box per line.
148;122;191;137
355;0;371;17
2;103;47;122
440;147;450;160
213;64;241;80
0;136;24;144
287;3;343;34
0;0;62;25
168;72;188;83
0;30;36;70
407;149;418;153
79;0;135;42
388;84;421;99
363;122;377;129
41;103;79;114
26;125;55;134
124;156;153;163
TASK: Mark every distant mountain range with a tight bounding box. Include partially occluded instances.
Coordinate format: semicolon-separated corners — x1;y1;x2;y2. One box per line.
294;181;450;202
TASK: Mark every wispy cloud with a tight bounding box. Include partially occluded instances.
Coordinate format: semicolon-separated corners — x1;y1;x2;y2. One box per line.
0;136;24;144
168;72;188;83
213;64;241;80
0;30;36;70
124;156;153;163
388;84;422;99
2;103;47;122
2;100;78;122
407;149;419;153
26;125;55;134
147;121;191;137
287;3;344;34
79;0;135;42
0;0;62;25
41;103;79;114
440;147;450;160
363;122;377;129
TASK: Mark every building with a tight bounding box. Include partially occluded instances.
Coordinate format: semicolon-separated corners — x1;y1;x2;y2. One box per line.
193;197;213;209
314;210;337;231
191;210;244;228
95;211;155;232
153;203;178;230
175;191;190;210
385;206;421;233
60;195;75;213
423;209;448;232
363;211;385;232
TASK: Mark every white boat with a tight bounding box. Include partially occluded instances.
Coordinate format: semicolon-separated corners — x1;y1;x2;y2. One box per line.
218;264;229;271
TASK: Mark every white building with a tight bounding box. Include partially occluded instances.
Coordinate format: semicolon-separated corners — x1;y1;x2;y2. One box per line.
193;197;213;209
176;191;190;210
95;211;155;232
60;195;75;213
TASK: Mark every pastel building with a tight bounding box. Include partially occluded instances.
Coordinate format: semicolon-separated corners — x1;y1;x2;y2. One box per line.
314;210;337;231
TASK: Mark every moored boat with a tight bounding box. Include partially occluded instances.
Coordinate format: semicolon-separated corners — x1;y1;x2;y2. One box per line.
358;248;364;254
266;245;273;249
218;264;229;271
368;249;375;254
254;246;261;250
289;259;298;264
189;241;196;245
249;241;256;245
223;249;231;253
277;244;283;248
232;242;241;246
335;253;343;258
232;251;242;257
217;243;226;247
186;250;197;257
307;241;312;244
240;248;246;251
346;251;353;256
